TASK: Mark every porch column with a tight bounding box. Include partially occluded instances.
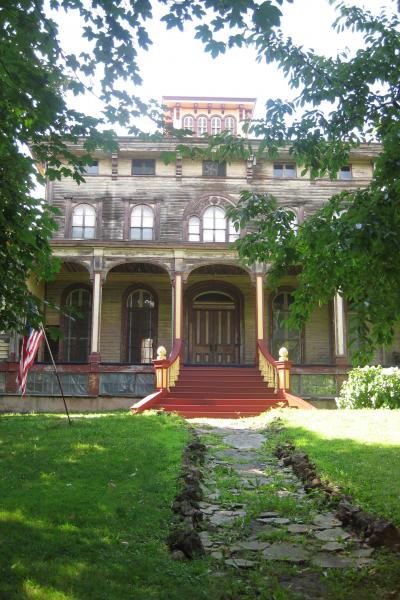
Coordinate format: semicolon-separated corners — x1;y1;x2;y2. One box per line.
90;271;102;362
255;274;265;341
173;273;183;343
333;292;347;365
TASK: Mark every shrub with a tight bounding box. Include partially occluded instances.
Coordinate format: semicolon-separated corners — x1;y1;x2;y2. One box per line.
337;366;400;409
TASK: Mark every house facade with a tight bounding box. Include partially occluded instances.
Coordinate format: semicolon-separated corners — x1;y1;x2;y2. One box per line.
1;96;398;410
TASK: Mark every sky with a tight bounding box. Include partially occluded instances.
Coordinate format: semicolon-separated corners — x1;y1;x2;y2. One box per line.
54;0;395;130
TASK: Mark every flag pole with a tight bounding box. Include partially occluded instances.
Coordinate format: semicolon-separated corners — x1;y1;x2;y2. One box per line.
41;327;72;426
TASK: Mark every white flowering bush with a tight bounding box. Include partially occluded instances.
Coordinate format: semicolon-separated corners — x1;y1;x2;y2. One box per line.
337;366;400;409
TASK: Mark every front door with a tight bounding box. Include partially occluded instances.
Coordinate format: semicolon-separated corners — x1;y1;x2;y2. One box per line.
188;290;239;364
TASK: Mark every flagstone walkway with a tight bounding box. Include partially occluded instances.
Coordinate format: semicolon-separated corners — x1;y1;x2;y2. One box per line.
191;420;376;599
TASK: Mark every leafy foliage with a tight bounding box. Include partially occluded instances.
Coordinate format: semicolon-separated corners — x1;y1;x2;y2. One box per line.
228;3;400;363
337;366;400;409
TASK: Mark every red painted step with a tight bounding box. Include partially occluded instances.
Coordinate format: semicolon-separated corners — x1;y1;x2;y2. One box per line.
152;365;288;417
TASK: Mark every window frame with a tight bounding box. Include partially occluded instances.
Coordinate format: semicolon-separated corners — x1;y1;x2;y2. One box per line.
131;158;156;176
129;204;155;241
71;203;97;240
210;116;222;135
273;162;297;178
224;115;236;134
197;115;208;136
339;165;352;180
202;160;226;177
84;160;99;175
182;115;195;132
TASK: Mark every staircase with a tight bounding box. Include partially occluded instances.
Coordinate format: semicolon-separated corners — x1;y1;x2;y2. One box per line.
151;366;288;418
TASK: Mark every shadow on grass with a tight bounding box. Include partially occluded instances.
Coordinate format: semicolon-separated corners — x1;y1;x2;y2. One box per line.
274;423;400;525
0;413;212;600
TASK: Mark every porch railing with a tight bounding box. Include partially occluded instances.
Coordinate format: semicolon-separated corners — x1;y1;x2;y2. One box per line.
257;340;291;392
153;340;182;392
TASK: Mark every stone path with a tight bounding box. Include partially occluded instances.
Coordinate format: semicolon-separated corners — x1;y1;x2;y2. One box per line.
192;422;376;597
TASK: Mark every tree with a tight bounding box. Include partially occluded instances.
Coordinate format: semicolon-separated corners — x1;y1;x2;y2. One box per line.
1;0;286;331
225;1;400;364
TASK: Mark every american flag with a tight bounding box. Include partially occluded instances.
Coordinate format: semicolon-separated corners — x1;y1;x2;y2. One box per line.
17;326;44;396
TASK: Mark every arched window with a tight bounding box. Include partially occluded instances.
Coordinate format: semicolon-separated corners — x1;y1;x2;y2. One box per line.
188;216;200;241
271;292;301;363
203;206;226;242
211;116;222;135
64;287;92;362
182;115;194;132
130;205;154;240
197;116;208;136
126;289;156;363
71;204;96;239
224;116;236;134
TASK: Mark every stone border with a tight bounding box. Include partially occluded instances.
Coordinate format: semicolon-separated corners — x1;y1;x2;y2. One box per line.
167;432;207;559
274;434;400;550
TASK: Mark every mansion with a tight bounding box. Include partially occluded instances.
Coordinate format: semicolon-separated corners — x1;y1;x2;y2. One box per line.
0;96;397;412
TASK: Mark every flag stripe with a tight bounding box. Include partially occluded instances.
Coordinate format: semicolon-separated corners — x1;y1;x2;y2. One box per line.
17;328;44;395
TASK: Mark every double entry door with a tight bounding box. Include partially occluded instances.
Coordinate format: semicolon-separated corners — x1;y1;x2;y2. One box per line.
191;307;238;364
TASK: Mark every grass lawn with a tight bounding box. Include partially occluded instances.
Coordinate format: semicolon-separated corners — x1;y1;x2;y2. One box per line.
270;409;400;525
0;412;214;600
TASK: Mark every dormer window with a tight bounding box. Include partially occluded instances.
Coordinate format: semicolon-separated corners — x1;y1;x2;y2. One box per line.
211;116;222;135
130;205;154;240
71;204;96;239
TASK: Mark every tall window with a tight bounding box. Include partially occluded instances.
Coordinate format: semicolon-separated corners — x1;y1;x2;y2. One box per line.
130;205;154;240
224;116;236;134
273;163;296;178
182;115;194;132
211;116;222;135
71;204;96;239
203;206;227;242
202;160;226;177
188;216;200;241
197;116;208;136
132;159;155;176
126;289;156;363
271;292;301;363
228;219;240;242
64;288;92;362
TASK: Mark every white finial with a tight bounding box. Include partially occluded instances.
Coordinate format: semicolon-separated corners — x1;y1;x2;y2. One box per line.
279;347;289;361
157;346;167;360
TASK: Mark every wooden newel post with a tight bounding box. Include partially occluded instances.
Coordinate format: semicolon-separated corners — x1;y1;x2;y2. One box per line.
276;347;292;391
153;346;168;391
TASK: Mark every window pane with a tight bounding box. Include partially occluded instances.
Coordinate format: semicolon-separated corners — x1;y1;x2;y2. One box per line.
211;117;221;135
203;229;213;242
224;117;235;133
142;215;154;227
339;166;352;179
72;214;83;226
131;228;142;240
273;163;283;177
183;116;194;131
85;214;95;227
142;228;153;240
197;117;207;135
85;161;98;175
72;227;83;238
74;205;84;216
203;217;214;229
285;164;296;177
188;233;200;241
215;229;225;242
131;216;141;227
132;159;155;175
84;227;95;239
